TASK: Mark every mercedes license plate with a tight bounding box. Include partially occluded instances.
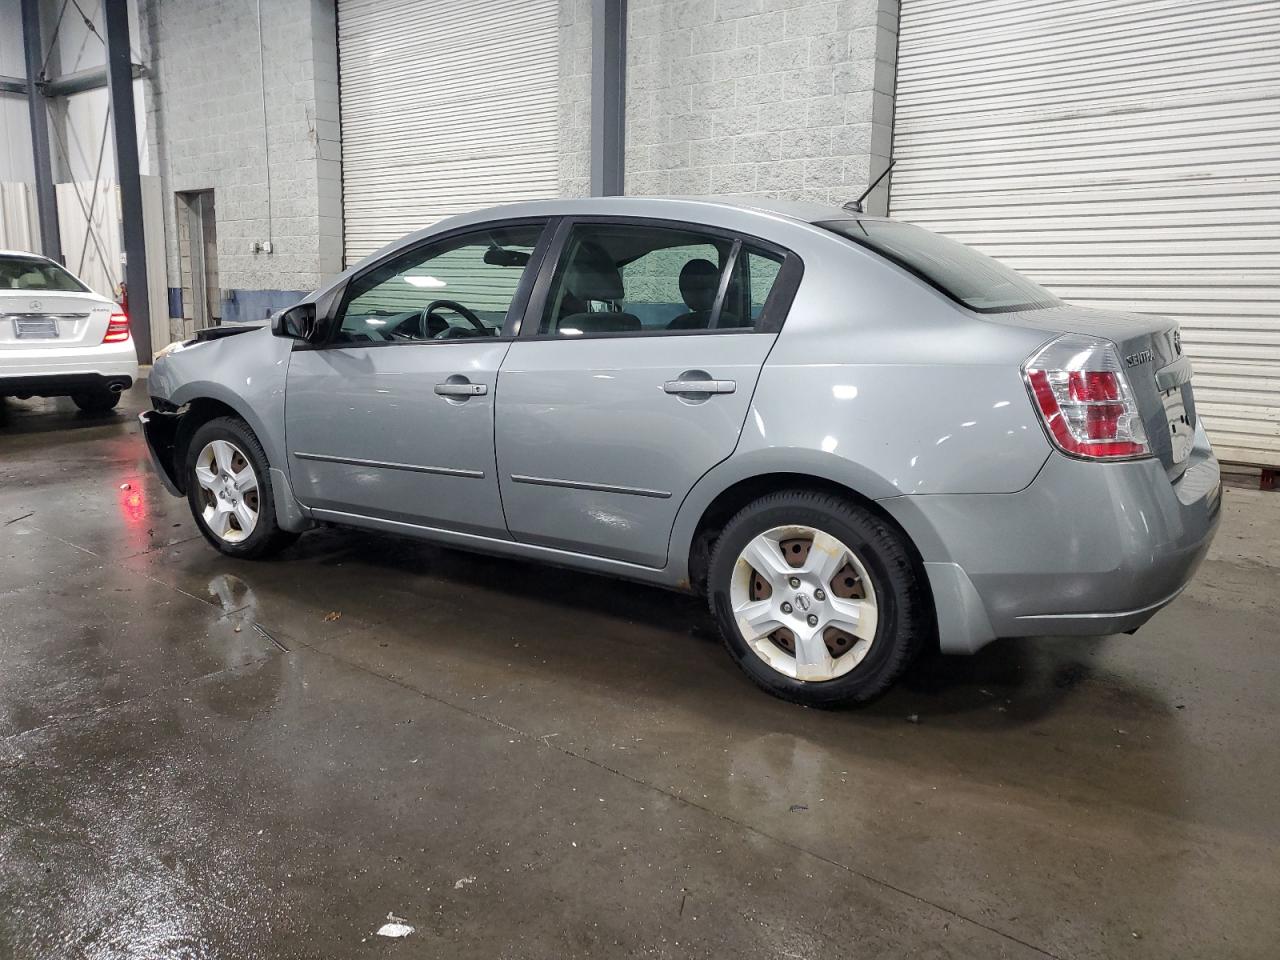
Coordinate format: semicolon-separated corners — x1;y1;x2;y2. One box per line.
14;317;59;339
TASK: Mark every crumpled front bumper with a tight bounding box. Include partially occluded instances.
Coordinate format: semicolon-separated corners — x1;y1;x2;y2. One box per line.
139;409;184;497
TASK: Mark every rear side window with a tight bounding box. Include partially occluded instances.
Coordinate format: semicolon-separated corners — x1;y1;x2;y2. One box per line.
818;219;1059;313
0;255;88;293
537;222;785;336
728;249;783;323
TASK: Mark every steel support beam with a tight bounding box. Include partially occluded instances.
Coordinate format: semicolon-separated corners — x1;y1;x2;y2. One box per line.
43;62;145;98
590;0;626;197
20;0;62;262
103;0;151;362
2;66;144;98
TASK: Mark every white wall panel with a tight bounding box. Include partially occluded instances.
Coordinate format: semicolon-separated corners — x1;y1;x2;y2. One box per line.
55;180;121;301
0;183;37;253
337;0;561;263
892;0;1280;467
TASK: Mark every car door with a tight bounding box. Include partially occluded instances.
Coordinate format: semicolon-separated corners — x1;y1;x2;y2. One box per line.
285;220;549;536
495;218;800;567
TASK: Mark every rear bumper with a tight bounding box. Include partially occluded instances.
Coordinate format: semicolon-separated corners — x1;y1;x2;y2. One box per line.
0;370;135;397
139;409;184;496
0;344;138;397
882;421;1222;653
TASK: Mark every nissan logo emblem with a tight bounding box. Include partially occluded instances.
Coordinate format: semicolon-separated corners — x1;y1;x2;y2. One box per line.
29;300;42;311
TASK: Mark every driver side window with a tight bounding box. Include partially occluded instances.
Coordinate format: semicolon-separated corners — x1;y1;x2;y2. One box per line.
335;223;544;344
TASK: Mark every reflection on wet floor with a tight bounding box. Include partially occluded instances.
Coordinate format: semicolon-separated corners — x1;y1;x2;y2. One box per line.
2;386;1278;959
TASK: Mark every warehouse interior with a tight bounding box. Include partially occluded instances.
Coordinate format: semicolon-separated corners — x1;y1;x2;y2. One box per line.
3;0;1274;469
2;1;1278;957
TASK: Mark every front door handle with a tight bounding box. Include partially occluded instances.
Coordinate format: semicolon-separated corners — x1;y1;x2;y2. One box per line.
664;379;736;395
434;381;487;397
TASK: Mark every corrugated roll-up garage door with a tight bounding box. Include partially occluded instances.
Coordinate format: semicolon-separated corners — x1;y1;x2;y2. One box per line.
890;0;1280;468
337;0;560;263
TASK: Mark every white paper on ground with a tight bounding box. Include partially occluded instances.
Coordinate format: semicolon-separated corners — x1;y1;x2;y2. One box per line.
376;913;414;938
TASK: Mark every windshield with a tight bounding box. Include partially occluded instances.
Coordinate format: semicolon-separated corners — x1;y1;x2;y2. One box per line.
818;219;1060;313
0;255;89;293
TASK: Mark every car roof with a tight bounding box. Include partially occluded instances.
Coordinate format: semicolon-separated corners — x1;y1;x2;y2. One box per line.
0;249;56;259
449;195;878;227
343;195;885;274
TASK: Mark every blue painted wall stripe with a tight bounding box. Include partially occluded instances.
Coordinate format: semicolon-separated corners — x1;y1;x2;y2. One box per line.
219;289;311;323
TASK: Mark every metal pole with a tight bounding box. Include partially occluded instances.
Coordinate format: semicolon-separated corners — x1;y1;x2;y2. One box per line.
102;0;151;362
590;0;626;197
20;0;62;262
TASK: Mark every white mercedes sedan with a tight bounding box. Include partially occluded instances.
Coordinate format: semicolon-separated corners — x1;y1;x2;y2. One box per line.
0;250;138;413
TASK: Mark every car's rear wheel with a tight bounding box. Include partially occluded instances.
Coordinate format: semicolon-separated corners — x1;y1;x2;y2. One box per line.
71;389;120;413
185;416;297;559
707;490;928;707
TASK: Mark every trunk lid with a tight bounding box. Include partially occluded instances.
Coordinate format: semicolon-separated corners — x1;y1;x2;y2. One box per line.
994;304;1197;479
0;291;114;350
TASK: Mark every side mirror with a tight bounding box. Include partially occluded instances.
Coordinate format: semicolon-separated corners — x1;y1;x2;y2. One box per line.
274;303;318;342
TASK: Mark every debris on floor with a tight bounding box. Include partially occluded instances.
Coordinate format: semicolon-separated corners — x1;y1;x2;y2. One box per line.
375;914;414;938
323;611;342;622
454;876;476;889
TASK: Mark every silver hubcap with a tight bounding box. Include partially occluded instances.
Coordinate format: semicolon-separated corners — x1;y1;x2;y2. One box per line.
194;439;259;543
730;525;879;682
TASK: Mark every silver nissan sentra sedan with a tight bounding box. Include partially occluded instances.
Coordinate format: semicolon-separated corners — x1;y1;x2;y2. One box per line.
141;198;1221;706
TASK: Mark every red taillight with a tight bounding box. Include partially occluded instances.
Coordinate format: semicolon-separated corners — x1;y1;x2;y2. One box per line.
1067;370;1120;402
103;310;130;343
1024;336;1149;461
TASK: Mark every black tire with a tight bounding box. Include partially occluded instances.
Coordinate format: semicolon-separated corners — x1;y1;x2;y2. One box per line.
72;389;120;413
184;416;298;559
707;490;928;707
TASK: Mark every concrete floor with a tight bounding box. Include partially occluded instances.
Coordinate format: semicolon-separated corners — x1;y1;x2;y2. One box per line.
0;383;1276;960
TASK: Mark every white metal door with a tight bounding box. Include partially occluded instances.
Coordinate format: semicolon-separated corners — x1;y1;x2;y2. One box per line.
891;0;1280;468
337;0;561;263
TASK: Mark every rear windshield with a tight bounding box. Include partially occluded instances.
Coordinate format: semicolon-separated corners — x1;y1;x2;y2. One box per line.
0;255;89;293
818;219;1060;313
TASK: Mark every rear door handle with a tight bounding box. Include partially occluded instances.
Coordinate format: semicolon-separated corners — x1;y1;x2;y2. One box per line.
434;382;487;397
664;379;736;395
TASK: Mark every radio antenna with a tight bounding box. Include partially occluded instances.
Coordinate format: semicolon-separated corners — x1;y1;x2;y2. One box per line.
842;160;896;214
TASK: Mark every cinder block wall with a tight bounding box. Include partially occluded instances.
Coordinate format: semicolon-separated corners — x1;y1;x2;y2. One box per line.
560;0;898;211
140;0;343;333
559;0;594;198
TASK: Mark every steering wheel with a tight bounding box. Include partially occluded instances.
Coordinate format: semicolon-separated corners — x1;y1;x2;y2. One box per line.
424;299;487;338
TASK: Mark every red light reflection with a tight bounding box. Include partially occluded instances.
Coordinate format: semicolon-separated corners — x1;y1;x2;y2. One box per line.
116;476;151;554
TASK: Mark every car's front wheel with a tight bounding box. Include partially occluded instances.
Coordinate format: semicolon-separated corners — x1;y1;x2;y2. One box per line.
707;490;928;707
185;416;298;559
